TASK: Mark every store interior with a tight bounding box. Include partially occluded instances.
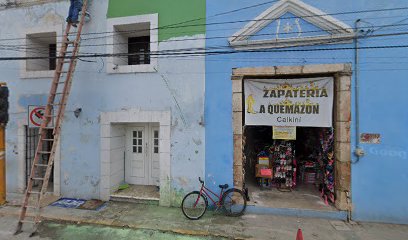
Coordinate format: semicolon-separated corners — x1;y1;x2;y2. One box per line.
243;126;337;211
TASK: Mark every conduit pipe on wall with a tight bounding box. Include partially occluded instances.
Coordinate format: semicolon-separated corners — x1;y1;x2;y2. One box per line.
353;19;365;163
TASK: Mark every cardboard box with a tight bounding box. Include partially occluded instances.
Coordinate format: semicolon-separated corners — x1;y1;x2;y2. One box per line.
255;164;273;178
258;157;269;165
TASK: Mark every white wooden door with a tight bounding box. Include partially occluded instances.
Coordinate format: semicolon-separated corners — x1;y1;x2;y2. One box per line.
126;126;147;185
126;124;160;186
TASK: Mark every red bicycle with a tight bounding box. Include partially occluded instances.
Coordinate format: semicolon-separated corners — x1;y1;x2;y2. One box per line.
181;177;247;220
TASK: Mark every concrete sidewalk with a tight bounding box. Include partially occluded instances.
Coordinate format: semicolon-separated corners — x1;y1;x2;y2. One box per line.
1;201;408;240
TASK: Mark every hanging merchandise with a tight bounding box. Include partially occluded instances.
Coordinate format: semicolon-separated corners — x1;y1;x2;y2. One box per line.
270;140;296;190
319;128;335;205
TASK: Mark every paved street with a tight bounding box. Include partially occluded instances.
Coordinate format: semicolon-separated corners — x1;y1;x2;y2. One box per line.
1;202;408;239
0;216;226;240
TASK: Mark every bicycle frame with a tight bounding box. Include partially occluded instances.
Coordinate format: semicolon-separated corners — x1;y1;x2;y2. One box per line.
198;183;225;207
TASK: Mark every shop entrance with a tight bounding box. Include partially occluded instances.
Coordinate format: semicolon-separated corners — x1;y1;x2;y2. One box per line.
243;126;336;211
231;64;352;212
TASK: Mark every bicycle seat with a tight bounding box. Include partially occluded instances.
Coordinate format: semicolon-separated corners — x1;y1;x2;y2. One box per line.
219;184;229;189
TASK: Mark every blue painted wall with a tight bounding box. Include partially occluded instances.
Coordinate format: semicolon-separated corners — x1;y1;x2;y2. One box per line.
205;0;408;224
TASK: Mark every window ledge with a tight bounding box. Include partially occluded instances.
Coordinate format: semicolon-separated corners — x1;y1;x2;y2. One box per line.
107;62;157;74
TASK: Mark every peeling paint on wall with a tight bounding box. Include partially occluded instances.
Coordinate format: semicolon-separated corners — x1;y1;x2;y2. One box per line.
18;94;47;110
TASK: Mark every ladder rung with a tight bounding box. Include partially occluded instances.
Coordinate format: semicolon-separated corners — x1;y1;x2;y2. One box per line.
38;151;52;154
35;164;48;167
64;40;76;45
50;103;64;106
43;115;56;118
42;126;54;130
25;205;38;209
42;139;54;142
28;191;41;195
31;177;44;181
56;71;68;74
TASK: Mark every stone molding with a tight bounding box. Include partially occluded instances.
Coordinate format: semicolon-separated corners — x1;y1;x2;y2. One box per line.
99;109;171;206
229;0;354;50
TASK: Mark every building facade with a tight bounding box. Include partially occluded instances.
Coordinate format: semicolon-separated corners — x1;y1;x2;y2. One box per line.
1;0;408;225
1;0;206;207
205;0;408;224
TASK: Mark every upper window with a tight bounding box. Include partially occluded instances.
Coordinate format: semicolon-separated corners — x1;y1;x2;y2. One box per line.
107;14;158;74
26;32;57;71
21;31;57;78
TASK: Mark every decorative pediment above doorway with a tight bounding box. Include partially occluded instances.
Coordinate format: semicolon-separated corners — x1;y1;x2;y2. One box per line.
229;0;355;49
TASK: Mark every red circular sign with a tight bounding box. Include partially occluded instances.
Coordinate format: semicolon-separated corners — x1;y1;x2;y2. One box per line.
29;107;45;127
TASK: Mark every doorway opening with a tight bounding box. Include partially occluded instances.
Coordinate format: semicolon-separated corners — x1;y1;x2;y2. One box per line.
231;64;352;212
243;126;336;211
110;123;160;202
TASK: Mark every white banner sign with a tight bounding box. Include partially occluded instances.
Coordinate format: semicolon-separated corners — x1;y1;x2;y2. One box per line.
244;77;333;127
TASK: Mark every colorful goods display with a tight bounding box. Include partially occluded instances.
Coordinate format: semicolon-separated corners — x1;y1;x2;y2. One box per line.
270;140;296;189
319;128;335;205
252;127;335;206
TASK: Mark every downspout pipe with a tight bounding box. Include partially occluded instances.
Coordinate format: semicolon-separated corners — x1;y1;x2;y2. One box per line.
353;19;365;163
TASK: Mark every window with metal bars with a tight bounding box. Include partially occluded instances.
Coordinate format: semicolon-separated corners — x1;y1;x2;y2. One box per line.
25;127;54;188
128;36;150;65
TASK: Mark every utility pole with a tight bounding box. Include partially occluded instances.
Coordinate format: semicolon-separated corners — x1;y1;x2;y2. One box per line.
0;83;8;205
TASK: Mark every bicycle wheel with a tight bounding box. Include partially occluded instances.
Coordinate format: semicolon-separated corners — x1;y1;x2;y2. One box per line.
181;191;208;220
221;188;247;217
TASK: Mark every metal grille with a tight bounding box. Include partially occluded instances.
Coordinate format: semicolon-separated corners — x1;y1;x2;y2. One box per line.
128;36;150;65
25;126;54;188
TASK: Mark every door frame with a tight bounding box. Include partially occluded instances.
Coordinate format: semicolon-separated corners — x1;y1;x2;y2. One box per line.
100;109;171;206
231;64;352;211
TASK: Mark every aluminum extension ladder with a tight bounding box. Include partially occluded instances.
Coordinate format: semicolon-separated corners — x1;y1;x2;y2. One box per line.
15;0;89;235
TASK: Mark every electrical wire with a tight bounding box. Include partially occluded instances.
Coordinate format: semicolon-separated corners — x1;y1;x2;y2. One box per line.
0;5;408;43
0;43;407;62
1;23;408;55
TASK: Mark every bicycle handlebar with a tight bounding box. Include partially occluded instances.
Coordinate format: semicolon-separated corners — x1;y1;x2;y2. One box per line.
199;177;204;184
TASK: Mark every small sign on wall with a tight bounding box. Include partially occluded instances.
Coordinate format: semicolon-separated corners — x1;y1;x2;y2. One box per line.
28;105;53;128
273;126;296;140
28;106;45;128
360;133;381;144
